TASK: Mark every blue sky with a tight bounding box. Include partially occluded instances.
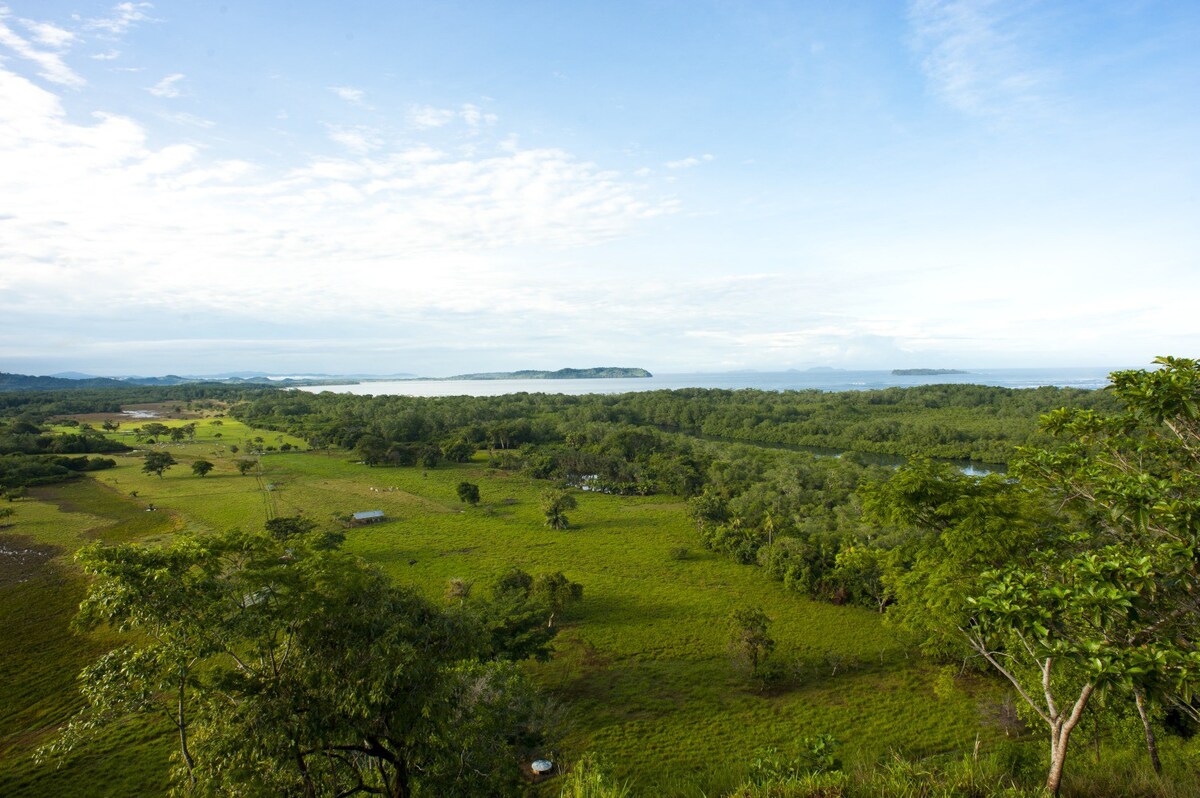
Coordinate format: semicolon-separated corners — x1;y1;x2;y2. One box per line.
1;1;1197;376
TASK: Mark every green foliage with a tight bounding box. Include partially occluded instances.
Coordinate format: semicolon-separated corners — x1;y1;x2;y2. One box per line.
456;480;481;505
557;754;631;798
190;459;214;477
140;450;176;478
728;607;775;676
233;458;256;475
543;489;578;529
747;735;842;785
45;524;550;796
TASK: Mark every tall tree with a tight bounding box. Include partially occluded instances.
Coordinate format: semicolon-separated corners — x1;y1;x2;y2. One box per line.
866;358;1200;795
45;525;549;797
142;450;177;478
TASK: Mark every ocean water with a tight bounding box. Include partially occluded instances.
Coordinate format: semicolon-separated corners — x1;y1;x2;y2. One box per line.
298;367;1120;398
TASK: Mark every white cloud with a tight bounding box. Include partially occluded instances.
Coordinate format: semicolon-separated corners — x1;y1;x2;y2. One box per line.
460;103;497;128
87;2;153;35
163;110;214;128
664;154;712;169
147;72;184;98
92;49;120;60
908;0;1053;117
0;66;671;347
409;103;498;130
331;85;365;105
325;124;381;154
0;10;84;87
19;19;75;48
409;104;455;129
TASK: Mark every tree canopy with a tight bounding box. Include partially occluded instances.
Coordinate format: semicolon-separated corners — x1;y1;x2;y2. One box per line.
45;520;551;797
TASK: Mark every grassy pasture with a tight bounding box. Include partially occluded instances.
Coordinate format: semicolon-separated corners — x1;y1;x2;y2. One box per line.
2;418;1000;796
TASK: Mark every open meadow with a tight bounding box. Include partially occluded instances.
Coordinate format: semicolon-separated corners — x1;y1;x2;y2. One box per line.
3;415;1002;795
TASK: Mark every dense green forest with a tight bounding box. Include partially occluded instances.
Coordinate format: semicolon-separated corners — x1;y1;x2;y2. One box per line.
1;363;1198;797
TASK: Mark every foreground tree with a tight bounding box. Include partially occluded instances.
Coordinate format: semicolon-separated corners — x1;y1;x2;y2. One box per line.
141;450;177;479
191;459;214;477
867;357;1200;795
44;522;549;797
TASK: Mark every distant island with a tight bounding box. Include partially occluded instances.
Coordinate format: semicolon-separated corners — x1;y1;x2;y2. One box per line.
891;368;968;376
445;367;652;380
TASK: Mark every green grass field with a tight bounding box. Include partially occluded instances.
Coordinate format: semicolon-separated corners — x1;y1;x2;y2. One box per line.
2;417;1002;796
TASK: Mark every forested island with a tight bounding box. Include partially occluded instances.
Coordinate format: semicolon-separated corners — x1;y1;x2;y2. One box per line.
446;366;652;380
2;359;1199;797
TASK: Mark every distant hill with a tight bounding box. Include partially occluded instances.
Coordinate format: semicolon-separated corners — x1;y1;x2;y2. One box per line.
891;368;968;376
0;372;352;392
447;367;652;380
0;372;130;391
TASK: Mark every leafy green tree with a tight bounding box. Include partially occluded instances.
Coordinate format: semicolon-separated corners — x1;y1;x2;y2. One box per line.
356;435;387;466
234;459;256;476
866;358;1200;795
190;459;214;477
0;506;14;523
542;489;577;530
456;481;481;505
442;439;475;463
46;525;549;797
141;450;177;479
531;571;583;627
418;445;440;469
728;607;775;676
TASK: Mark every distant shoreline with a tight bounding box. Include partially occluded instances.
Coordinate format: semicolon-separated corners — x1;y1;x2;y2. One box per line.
441;367;652;381
891;368;968;376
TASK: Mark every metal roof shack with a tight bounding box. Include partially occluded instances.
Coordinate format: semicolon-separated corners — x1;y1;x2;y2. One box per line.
352;510;386;524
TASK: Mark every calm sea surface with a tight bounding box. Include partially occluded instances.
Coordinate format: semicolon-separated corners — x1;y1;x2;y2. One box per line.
298;367;1119;398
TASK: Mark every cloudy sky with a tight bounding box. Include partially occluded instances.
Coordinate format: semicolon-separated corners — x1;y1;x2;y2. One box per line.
1;1;1197;376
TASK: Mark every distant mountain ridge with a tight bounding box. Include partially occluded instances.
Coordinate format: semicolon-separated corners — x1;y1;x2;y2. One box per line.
0;372;354;392
445;367;652;380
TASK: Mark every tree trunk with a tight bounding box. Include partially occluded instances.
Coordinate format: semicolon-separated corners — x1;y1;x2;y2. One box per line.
1046;724;1069;796
1134;688;1162;775
177;679;195;786
1044;683;1094;796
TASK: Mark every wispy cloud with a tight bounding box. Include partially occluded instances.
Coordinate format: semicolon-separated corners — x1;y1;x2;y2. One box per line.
92;49;121;60
460;103;497;128
0;9;84;87
409;103;498;130
163;110;215;128
19;19;75;48
908;0;1053;117
664;153;713;169
409;104;456;129
330;85;365;105
325;124;381;154
86;2;153;35
0;65;672;344
147;72;184;97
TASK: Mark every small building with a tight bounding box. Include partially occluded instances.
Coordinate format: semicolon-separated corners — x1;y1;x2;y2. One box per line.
351;510;386;525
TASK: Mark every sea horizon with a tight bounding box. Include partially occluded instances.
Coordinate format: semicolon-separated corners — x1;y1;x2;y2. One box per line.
297;366;1123;398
